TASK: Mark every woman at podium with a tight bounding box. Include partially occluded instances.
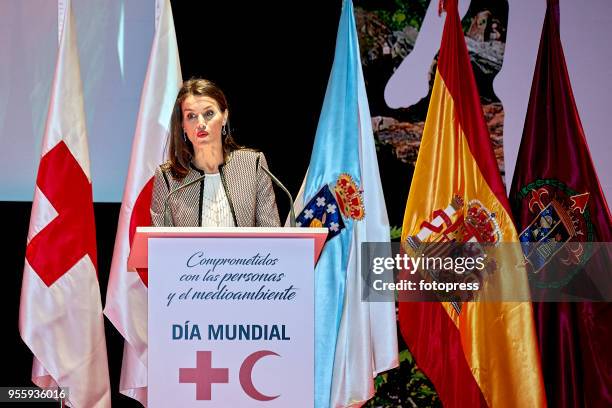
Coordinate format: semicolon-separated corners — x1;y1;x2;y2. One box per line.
150;78;280;227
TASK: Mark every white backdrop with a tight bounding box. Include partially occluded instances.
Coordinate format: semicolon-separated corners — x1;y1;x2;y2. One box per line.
0;0;153;202
0;0;610;203
385;0;611;204
497;0;612;202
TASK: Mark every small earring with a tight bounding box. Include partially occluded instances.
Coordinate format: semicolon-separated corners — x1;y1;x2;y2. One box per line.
183;131;187;142
222;125;227;136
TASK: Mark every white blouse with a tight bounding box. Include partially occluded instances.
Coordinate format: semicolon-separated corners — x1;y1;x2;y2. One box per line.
201;173;235;227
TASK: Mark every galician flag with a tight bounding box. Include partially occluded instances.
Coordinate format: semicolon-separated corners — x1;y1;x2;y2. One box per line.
103;0;182;405
293;1;398;406
19;0;111;406
398;0;546;407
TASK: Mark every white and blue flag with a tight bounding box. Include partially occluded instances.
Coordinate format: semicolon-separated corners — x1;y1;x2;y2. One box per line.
293;1;398;406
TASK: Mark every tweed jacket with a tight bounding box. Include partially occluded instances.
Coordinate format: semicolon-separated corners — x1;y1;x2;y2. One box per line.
151;150;280;227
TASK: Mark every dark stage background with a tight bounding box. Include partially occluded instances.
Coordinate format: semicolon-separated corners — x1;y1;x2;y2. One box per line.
2;1;406;406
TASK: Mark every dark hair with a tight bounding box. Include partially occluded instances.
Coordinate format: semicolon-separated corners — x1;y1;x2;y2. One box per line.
167;78;241;179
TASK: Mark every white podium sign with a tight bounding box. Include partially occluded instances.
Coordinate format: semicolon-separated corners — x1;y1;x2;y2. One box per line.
148;236;314;407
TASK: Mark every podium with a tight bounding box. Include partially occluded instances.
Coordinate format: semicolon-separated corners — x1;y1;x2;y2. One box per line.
128;227;327;407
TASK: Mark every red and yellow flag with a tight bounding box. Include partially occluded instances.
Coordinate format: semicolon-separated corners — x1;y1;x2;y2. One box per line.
398;1;546;407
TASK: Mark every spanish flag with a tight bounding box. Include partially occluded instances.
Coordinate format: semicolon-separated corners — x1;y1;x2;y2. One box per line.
398;1;546;407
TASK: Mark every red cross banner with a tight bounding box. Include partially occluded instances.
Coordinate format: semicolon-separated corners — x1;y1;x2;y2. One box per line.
103;0;182;405
18;1;110;406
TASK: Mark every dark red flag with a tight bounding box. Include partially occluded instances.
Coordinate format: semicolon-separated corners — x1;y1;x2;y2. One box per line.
510;0;612;407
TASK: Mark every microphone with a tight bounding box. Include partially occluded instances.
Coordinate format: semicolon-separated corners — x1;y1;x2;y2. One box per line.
259;164;296;228
163;173;206;226
162;159;296;227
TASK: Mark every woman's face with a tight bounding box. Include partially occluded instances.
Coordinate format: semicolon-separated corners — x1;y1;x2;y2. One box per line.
181;94;227;149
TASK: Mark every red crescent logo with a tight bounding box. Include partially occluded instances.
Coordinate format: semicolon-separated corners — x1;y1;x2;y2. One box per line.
239;350;280;401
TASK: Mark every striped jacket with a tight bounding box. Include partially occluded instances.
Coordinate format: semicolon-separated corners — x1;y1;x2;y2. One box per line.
151;149;280;227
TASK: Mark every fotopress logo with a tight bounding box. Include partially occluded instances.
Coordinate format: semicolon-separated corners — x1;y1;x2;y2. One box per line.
367;244;489;302
361;242;612;303
361;242;495;304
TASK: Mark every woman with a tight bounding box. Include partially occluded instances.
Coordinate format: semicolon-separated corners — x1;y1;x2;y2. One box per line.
150;78;280;227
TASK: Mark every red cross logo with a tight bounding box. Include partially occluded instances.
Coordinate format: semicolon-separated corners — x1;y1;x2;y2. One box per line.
179;350;281;401
26;141;97;286
179;351;229;400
